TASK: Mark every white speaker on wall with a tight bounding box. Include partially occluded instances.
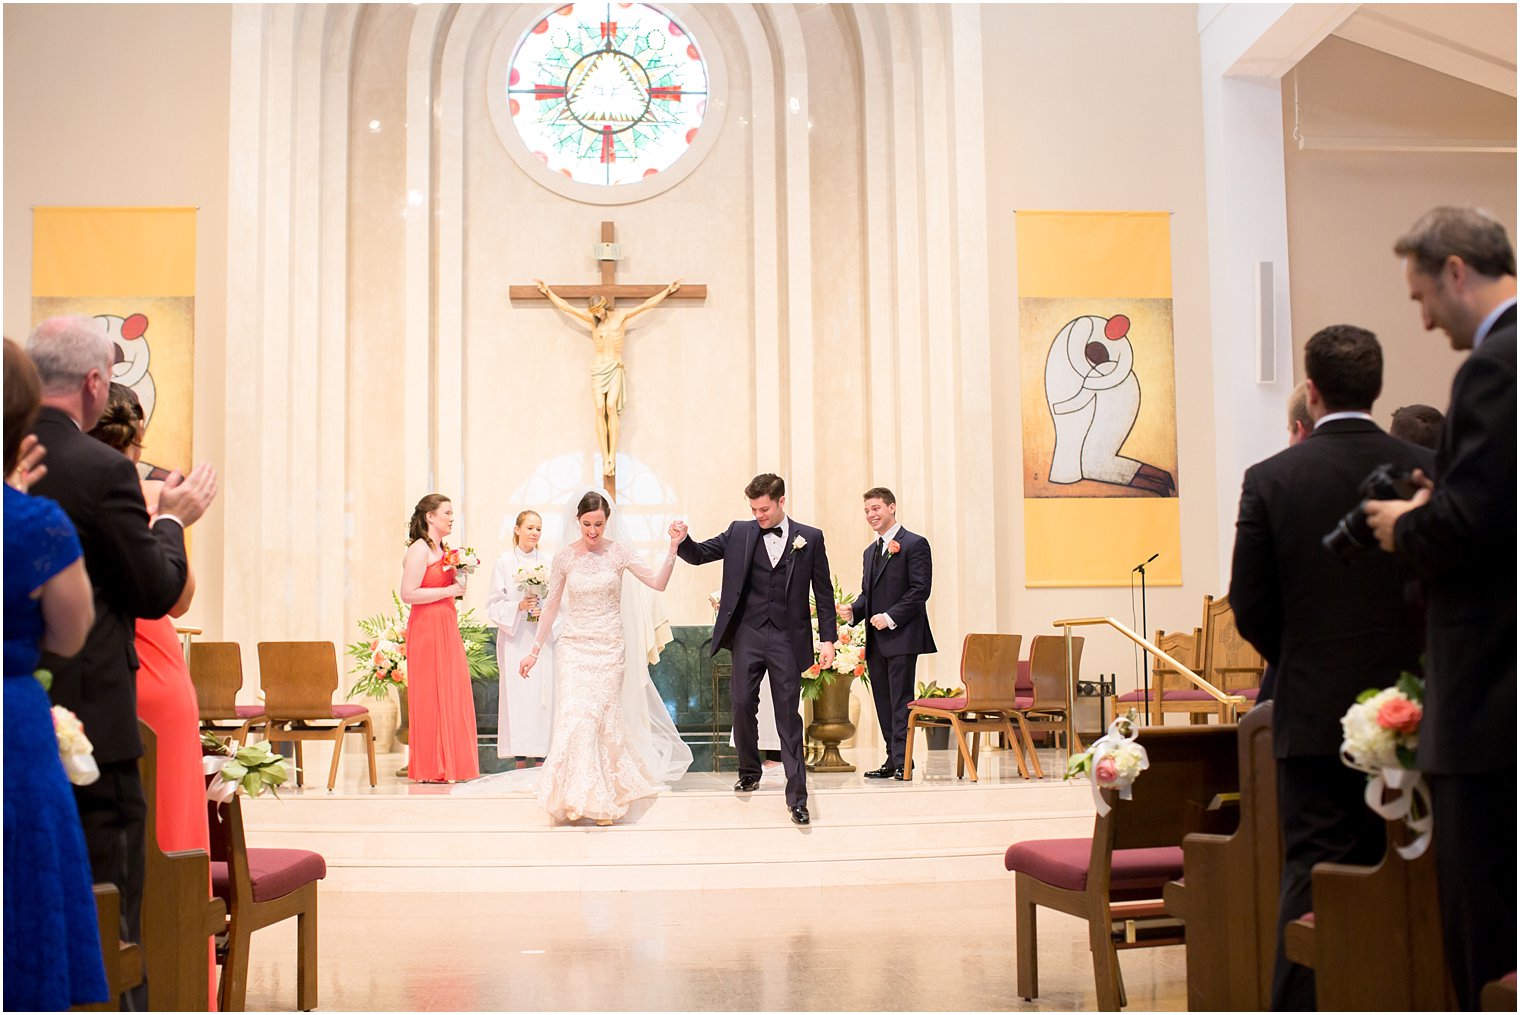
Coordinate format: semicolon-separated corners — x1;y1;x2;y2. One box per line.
1256;260;1276;384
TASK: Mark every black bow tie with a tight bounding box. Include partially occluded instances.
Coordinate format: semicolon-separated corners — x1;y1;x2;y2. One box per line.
760;526;784;538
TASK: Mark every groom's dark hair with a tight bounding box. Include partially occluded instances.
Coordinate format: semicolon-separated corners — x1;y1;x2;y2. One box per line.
862;487;895;505
745;473;785;501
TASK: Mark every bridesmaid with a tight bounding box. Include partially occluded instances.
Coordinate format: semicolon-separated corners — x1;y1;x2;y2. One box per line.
88;384;217;1008
484;510;555;765
401;494;480;784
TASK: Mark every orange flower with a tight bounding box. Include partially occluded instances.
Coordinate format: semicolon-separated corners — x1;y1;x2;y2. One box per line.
853;665;865;677
887;540;901;555
808;664;822;676
1377;697;1422;735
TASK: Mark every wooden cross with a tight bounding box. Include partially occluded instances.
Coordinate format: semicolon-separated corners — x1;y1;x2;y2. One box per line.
508;221;707;304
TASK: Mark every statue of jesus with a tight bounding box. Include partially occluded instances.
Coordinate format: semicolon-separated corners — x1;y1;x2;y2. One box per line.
534;278;682;478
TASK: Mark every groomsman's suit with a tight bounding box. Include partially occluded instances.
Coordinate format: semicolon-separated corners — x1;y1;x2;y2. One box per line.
850;524;935;775
678;517;835;812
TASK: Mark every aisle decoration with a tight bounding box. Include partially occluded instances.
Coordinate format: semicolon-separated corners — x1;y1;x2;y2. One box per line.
1340;672;1430;859
201;732;293;801
345;591;498;699
1065;711;1149;815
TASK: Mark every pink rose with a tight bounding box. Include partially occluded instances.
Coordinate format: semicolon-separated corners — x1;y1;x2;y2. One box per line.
1094;756;1119;784
1377;697;1422;735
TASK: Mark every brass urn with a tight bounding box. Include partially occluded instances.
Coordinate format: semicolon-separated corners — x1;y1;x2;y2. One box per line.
806;673;856;772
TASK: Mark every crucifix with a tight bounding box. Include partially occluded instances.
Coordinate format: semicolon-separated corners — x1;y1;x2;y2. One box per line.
512;221;706;498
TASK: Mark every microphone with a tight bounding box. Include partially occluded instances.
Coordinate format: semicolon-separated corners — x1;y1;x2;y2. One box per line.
1132;552;1159;573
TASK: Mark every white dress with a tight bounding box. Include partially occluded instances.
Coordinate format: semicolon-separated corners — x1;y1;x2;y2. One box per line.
534;542;666;822
484;547;555;758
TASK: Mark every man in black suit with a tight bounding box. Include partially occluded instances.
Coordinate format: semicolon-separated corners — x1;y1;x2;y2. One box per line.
1228;324;1433;1011
839;487;935;781
25;316;218;1008
1367;207;1516;1010
675;473;835;825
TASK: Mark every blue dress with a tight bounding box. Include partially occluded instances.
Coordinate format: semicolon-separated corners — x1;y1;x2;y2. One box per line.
4;484;109;1009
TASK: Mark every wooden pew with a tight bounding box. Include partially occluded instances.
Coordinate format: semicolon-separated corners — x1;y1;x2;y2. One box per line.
138;722;227;1011
1163;702;1280;1010
1283;819;1455;1010
72;884;142;1012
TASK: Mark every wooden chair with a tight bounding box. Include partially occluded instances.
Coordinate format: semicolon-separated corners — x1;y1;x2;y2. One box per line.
189;641;268;746
209;787;325;1010
1006;725;1240;1010
72;885;142;1012
1282;819;1455;1010
137;722;227;1011
1153;627;1223;724
257;641;377;791
1009;634;1087;777
1198;595;1264;711
1163;701;1281;1010
903;634;1029;782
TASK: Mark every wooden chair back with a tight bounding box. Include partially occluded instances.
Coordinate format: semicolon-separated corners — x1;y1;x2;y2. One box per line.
137;722;225;1012
959;633;1023;711
1100;725;1240;855
189;641;244;718
257;641;341;719
1164;702;1281;1010
1153;628;1202;696
1027;634;1083;711
74;884;142;1012
1201;595;1264;693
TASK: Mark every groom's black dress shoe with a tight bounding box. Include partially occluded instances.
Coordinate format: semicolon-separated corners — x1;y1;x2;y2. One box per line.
862;762;896;779
734;776;761;792
790;805;811;825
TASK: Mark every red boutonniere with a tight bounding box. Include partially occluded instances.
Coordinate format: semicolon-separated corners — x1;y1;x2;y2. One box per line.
886;540;901;557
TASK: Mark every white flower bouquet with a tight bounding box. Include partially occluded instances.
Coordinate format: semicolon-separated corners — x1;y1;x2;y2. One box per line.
1340;672;1430;859
515;562;550;622
1065;712;1149;814
52;705;100;787
441;544;482;575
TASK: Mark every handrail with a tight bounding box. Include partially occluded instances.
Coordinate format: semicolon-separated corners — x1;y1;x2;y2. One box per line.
1052;616;1248;710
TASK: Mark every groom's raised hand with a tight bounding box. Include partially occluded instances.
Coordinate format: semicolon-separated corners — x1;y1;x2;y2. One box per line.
668;520;689;543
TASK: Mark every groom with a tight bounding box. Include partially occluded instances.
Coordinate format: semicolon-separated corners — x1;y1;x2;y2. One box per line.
675;473;836;825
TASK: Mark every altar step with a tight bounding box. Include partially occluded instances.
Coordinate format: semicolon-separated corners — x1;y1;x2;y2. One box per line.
241;746;1096;893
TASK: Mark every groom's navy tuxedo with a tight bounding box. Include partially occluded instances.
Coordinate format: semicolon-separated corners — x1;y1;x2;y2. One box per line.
679;518;835;807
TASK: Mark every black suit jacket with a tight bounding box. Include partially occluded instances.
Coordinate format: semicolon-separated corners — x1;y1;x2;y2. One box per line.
29;407;189;763
1229;417;1433;758
1395;307;1517;774
677;519;836;674
850;528;937;657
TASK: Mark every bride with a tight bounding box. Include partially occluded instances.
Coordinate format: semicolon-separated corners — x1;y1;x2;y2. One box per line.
517;489;692;824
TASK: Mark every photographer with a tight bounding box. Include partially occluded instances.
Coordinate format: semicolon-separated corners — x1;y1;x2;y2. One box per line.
1228;324;1432;1011
1366;207;1516;1011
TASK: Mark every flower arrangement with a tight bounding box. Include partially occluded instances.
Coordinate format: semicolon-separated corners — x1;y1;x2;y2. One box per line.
345;591;499;699
1065;711;1149;815
1340;672;1430;859
201;732;293;801
441;544;482;575
802;576;863;701
515;562;550;622
52;705;100;787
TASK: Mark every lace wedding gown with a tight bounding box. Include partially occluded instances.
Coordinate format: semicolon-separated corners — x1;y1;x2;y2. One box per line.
535;542;666;822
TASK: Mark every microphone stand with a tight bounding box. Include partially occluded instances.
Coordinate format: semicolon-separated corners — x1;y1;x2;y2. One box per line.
1133;552;1159;725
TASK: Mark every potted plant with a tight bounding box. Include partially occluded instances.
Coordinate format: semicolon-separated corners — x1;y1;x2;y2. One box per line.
915;680;963;750
802;578;866;772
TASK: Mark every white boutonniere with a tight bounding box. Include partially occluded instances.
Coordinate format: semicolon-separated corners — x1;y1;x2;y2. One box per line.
792;535;807;552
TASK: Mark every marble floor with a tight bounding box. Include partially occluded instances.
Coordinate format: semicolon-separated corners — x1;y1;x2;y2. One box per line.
242;879;1186;1011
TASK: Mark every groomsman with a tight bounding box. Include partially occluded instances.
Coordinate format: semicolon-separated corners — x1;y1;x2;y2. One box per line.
842;488;935;780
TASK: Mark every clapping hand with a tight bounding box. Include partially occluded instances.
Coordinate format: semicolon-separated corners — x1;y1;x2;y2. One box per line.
157;463;219;526
6;434;46;492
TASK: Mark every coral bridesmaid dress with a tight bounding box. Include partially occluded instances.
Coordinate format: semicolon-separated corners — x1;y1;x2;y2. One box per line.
135;614;217;1009
405;557;480;782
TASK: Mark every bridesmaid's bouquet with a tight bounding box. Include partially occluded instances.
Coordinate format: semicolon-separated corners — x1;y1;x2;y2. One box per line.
441;544;482;575
52;704;100;787
516;562;550;622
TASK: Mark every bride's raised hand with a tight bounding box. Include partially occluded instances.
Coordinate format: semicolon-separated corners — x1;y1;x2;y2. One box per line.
668;519;688;546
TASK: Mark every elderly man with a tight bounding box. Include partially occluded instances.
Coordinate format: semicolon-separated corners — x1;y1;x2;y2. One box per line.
25;316;217;1008
1367;208;1516;1011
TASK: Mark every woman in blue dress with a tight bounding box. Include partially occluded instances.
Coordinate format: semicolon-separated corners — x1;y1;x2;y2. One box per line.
3;338;109;1010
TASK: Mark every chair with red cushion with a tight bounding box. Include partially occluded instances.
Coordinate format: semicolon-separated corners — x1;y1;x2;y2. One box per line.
257;641;378;791
189;641;268;746
207;787;325;1011
1192;594;1264;718
1006;724;1239;1009
903;633;1029;782
1009;634;1087;775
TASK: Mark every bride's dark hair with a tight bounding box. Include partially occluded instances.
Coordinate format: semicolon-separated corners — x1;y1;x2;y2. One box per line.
408;493;450;548
575;491;611;518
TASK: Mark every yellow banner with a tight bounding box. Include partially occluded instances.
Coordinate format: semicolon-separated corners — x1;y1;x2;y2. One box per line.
32;207;196;474
1017;211;1181;587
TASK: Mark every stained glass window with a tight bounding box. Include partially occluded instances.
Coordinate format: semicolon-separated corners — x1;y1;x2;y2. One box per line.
506;3;710;187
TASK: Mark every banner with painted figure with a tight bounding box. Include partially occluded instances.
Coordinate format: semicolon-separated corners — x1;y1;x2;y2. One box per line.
32;207;196;480
1017;210;1182;587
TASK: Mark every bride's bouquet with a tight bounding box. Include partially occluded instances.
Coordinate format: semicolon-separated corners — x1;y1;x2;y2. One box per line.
515;562;550;622
441;544;482;575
